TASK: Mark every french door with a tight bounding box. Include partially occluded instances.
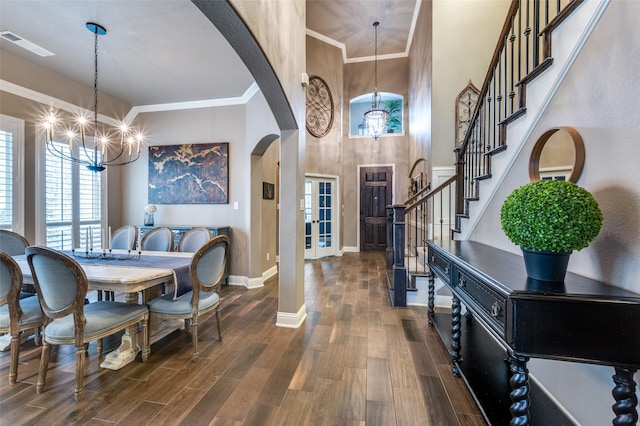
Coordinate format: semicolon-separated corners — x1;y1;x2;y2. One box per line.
304;176;337;259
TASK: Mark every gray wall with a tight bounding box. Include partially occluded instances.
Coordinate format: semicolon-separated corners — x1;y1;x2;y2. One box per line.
470;1;640;423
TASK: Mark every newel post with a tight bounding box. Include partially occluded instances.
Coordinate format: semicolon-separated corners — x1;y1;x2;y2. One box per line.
386;205;394;267
391;204;407;307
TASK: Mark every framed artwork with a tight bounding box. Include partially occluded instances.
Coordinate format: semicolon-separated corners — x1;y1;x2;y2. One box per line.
263;182;275;200
148;142;228;204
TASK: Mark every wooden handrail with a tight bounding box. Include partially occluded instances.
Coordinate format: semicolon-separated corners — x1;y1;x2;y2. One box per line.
405;174;457;213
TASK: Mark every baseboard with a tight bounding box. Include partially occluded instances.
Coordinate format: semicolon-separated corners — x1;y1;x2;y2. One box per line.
262;264;278;282
343;246;358;253
276;304;307;328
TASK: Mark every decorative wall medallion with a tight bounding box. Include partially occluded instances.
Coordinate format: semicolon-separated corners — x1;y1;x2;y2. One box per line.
306;76;334;138
455;80;480;148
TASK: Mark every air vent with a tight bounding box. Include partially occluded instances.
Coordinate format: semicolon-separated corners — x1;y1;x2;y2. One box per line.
0;31;54;57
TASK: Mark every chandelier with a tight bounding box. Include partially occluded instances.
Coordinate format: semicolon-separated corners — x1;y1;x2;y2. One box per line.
363;21;388;141
42;22;143;172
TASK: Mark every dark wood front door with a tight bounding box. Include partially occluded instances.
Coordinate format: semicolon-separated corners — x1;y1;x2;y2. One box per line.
360;166;392;251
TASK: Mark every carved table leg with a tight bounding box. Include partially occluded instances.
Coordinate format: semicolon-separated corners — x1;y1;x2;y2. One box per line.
427;272;435;326
508;354;531;426
451;295;462;377
100;292;140;370
612;367;638;426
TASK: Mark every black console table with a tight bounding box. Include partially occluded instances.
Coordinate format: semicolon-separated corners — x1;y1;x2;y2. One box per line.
427;239;639;425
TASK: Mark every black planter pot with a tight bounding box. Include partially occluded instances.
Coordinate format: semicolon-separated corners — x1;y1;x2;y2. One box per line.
521;248;571;283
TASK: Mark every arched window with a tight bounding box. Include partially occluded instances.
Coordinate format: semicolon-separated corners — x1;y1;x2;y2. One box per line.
349;92;403;137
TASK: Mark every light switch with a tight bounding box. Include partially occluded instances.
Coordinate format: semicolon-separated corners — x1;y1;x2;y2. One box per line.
233;201;239;210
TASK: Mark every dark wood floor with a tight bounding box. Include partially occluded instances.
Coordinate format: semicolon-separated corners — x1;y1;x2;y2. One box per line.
0;251;485;425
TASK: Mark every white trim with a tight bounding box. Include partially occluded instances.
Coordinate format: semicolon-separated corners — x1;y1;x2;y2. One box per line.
356;164;396;252
262;264;278;282
247;277;264;289
276;304;307;328
305;0;422;64
0;114;25;235
1;79;261;127
124;82;260;123
0;79;121;127
343;246;359;253
304;174;340;259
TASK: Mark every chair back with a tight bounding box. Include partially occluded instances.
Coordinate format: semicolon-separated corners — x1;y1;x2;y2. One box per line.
111;225;138;250
140;227;174;252
0;251;23;322
177;227;211;252
25;246;87;322
191;235;229;293
0;230;29;255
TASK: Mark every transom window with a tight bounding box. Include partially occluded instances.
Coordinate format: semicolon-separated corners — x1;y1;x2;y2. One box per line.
349;92;403;137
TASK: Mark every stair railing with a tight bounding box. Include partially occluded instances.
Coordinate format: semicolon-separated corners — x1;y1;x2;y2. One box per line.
455;0;583;229
388;0;584;306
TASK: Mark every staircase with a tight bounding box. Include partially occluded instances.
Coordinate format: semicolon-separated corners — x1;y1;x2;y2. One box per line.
389;0;610;307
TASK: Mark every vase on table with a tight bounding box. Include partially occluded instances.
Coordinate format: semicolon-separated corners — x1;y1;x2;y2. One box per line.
144;213;154;226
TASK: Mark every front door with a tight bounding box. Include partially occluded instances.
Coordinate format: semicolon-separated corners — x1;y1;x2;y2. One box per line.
360;166;392;251
305;177;337;259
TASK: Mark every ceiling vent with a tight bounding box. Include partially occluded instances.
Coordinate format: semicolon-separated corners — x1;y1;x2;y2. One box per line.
0;31;54;57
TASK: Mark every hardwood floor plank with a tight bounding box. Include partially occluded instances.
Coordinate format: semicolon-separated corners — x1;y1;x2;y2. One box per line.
418;374;461;425
118;400;166;426
179;376;239;425
336;367;366;420
366;357;393;403
152;387;207;426
269;389;314;425
215;367;272;422
366;400;397;426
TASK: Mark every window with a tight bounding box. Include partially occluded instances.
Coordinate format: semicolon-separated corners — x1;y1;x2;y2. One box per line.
0;115;24;233
349;92;403;137
39;140;105;250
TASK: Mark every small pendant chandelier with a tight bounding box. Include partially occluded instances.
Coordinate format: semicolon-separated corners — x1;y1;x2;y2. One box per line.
42;22;143;172
364;21;388;141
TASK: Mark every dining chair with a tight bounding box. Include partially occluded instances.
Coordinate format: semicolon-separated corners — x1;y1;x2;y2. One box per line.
0;251;44;384
0;230;30;256
110;225;138;251
25;246;150;401
0;230;36;296
140;227;174;252
146;235;228;361
177;227;211;252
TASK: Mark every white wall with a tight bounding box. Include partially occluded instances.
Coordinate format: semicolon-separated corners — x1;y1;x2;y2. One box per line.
471;1;640;424
431;0;511;168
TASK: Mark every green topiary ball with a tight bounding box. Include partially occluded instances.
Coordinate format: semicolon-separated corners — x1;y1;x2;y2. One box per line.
500;180;603;252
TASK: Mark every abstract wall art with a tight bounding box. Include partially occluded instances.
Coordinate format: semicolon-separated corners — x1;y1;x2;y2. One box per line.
148;142;229;204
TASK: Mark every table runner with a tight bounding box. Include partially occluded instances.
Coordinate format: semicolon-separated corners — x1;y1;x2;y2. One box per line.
63;251;193;298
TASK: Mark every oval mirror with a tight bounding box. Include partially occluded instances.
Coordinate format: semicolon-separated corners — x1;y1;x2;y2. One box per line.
529;127;585;183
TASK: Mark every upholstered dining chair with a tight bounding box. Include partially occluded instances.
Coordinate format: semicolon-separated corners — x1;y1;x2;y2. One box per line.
25;246;150;401
0;230;30;256
177;227;211;253
0;251;43;384
110;225;138;251
140;227;174;252
146;235;228;361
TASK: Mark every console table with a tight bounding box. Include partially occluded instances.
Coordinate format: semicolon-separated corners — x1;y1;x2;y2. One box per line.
139;225;230;283
427;239;639;425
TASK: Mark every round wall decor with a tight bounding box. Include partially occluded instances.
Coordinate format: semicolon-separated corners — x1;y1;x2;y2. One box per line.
305;76;334;138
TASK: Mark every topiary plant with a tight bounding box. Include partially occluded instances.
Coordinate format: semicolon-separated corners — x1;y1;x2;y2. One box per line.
500;180;603;253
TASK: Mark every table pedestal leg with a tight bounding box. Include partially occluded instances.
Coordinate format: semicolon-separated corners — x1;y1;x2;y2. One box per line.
100;292;140;370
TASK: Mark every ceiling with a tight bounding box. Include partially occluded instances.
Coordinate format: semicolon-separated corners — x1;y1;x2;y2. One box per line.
0;0;418;109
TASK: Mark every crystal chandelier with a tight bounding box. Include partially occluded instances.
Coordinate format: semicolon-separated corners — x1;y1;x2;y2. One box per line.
42;22;143;172
363;21;388;141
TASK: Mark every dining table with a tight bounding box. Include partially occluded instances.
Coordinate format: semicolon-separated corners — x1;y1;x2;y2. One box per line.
13;249;194;370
